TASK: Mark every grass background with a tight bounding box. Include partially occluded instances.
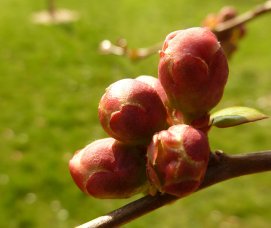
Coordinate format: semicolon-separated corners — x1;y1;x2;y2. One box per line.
1;0;271;227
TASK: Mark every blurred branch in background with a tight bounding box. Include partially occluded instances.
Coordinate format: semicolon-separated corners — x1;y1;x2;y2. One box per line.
99;0;271;60
31;0;79;25
77;150;271;228
99;38;162;61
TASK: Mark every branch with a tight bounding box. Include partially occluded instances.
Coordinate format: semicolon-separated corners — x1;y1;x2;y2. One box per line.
98;39;162;61
76;150;271;228
214;0;271;33
99;0;271;60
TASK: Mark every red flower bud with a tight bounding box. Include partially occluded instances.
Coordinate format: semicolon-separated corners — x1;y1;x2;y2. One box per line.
98;78;167;144
158;27;229;123
69;138;148;199
147;124;210;197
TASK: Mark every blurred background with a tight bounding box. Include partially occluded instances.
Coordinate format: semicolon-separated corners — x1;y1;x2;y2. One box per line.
1;0;271;227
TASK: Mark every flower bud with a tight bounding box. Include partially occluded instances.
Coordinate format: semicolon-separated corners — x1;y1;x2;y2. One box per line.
69;138;148;199
147;124;210;197
158;27;229;123
98;78;167;144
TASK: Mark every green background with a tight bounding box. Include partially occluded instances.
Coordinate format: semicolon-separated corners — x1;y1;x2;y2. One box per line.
1;0;271;227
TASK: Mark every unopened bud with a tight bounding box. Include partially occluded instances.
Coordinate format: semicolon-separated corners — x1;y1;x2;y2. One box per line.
158;27;229;123
147;124;210;197
98;78;167;144
69;138;148;199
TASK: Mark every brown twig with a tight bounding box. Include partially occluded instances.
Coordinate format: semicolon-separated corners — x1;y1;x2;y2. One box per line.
99;39;162;61
76;150;271;228
99;0;271;60
214;0;271;33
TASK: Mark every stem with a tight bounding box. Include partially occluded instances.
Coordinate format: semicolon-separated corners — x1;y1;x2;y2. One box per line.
214;0;271;33
76;150;271;228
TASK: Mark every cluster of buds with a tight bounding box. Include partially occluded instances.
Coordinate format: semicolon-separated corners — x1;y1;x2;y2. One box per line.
69;27;229;198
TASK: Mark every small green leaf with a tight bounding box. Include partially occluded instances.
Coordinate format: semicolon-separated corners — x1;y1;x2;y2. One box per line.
210;106;269;128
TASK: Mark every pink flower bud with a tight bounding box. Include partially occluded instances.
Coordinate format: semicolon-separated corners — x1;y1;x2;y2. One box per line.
158;27;229;123
69;138;148;199
98;78;167;144
147;124;210;197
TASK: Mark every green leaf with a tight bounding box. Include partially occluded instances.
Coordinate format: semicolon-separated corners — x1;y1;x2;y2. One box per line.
210;106;269;128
